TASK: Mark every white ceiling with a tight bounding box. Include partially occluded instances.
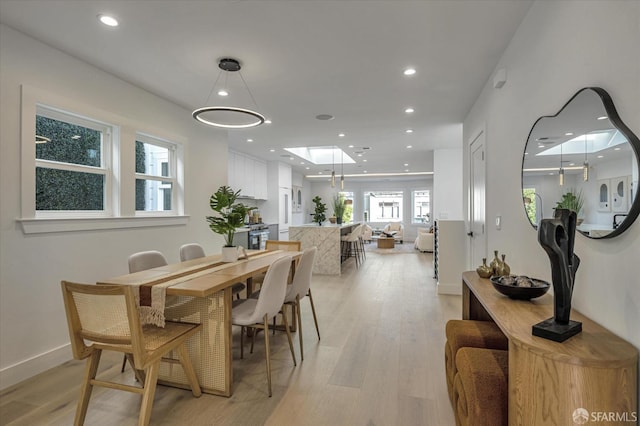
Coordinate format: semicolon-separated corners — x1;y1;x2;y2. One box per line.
0;0;533;177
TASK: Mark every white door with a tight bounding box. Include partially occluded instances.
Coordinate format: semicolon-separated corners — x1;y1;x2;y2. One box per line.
469;131;486;269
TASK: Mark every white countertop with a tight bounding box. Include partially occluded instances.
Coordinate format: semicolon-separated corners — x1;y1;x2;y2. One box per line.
291;222;360;229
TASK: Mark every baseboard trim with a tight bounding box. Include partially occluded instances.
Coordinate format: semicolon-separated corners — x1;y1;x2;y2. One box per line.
437;281;462;295
0;344;71;390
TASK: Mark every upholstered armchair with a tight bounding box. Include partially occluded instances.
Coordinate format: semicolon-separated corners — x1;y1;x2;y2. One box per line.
382;222;404;243
414;227;434;252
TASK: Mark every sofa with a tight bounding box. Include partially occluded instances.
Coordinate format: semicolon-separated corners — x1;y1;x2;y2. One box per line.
382;222;404;243
414;227;434;252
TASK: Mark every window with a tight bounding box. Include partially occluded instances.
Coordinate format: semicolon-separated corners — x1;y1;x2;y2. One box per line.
522;188;539;224
412;190;430;224
135;134;177;214
35;105;112;216
20;86;188;234
364;190;403;222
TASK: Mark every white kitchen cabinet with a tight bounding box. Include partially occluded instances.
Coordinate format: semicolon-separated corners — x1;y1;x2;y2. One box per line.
228;151;268;200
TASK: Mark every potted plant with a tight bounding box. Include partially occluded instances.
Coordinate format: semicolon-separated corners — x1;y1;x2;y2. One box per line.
332;193;346;225
556;189;585;223
312;196;327;226
206;185;256;261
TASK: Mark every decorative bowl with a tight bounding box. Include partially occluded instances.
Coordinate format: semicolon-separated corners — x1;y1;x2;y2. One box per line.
490;275;550;300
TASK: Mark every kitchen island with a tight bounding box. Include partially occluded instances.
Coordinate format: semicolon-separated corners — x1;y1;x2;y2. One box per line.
289;222;360;275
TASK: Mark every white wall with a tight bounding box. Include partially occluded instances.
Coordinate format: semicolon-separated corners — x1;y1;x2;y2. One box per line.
309;177;433;241
0;25;228;388
463;0;639;362
433;148;464;220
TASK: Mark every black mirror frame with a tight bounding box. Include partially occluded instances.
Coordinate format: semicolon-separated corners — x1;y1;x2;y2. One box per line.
522;87;640;239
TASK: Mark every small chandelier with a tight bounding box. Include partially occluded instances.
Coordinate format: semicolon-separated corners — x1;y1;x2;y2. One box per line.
331;148;336;188
340;150;345;190
192;58;265;129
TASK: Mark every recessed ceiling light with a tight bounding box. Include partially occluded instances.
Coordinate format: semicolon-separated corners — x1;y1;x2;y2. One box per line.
404;163;409;167
614;147;621;150
525;152;529;155
98;14;119;27
269;149;275;152
363;159;367;162
406;145;413;149
405;107;414;113
357;154;363;157
597;116;608;120
405;129;413;133
319;171;323;175
565;132;573;136
300;162;305;165
569;163;575;166
597;155;604;158
338;133;345;137
289;157;295;160
364;170;368;173
265;119;272;124
403;68;416;76
405;169;410;172
247;138;253;142
218;90;229;97
306;167;310;170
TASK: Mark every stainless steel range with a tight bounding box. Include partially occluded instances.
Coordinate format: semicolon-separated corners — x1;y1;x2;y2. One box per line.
247;224;269;250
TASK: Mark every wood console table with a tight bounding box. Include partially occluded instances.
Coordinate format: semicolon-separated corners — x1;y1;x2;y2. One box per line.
462;271;637;425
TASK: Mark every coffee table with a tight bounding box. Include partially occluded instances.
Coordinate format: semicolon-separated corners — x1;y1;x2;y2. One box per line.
377;237;395;249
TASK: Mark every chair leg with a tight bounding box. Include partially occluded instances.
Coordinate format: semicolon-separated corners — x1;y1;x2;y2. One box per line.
121;354;127;372
74;349;102;426
280;304;297;366
263;315;272;397
240;326;245;359
307;289;320;340
177;344;202;397
296;296;304;361
138;361;160;426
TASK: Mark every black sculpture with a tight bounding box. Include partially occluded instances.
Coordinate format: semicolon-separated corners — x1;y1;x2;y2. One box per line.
532;208;582;342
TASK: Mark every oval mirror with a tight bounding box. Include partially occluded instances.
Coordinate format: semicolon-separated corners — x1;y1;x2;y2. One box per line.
522;87;640;238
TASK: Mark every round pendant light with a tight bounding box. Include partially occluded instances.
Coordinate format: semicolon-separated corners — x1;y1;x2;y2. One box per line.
192;58;266;129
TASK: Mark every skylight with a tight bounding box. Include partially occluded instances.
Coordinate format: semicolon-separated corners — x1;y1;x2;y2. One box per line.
537;130;627;156
284;146;356;165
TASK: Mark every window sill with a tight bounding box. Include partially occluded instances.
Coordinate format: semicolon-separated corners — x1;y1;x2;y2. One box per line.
18;215;190;234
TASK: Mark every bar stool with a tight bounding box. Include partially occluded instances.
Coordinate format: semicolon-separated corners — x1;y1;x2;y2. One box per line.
341;224;364;267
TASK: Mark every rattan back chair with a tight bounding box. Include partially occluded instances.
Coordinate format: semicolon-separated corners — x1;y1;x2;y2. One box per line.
61;281;202;426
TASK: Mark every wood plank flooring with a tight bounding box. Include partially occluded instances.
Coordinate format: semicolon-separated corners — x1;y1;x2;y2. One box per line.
0;244;461;426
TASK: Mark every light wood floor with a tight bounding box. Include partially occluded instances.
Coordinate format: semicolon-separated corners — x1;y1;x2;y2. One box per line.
0;244;461;426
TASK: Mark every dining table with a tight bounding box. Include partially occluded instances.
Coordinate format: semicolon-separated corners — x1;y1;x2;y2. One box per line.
97;249;301;397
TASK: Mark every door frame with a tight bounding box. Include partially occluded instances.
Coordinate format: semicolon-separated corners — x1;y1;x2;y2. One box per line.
468;128;487;270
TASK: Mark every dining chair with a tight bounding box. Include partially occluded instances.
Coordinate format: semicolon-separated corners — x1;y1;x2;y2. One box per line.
179;243;246;299
232;255;297;397
121;250;170;373
253;240;302;289
61;281;202;426
282;246;319;361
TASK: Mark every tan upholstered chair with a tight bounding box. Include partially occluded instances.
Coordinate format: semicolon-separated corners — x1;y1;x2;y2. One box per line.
232;256;297;396
179;243;246;299
61;281;202;426
361;224;373;243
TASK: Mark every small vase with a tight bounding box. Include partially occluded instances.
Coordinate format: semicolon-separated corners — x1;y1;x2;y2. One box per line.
489;250;501;275
336;216;343;225
500;254;511;276
476;258;492;278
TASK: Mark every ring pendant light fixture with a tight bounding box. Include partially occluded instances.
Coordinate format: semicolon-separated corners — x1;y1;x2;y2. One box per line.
192;58;265;129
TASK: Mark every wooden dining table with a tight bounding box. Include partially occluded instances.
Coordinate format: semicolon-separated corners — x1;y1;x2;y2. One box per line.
97;249;301;397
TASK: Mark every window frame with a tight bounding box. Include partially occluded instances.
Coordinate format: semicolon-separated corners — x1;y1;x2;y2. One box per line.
134;133;179;216
19;84;188;234
411;189;431;224
364;190;404;222
34;104;113;218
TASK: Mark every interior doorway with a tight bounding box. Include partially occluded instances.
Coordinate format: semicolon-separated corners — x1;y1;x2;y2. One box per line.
469;131;486;269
